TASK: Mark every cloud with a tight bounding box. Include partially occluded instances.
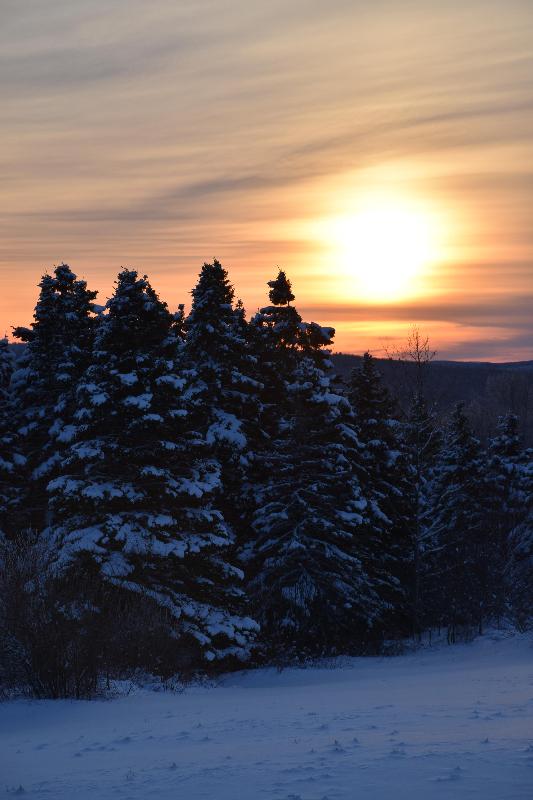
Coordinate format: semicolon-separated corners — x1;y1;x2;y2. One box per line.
300;293;533;329
439;331;533;362
1;0;533;360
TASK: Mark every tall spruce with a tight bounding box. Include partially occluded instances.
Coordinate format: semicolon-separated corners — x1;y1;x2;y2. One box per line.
11;265;97;531
503;426;533;629
0;338;21;537
485;413;524;617
393;328;442;635
249;270;302;438
244;274;388;659
487;412;524;528
403;392;443;635
423;404;492;638
183;260;262;541
347;352;412;631
48;270;257;665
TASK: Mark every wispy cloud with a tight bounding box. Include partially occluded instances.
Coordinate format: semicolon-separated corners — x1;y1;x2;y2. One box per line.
1;0;532;358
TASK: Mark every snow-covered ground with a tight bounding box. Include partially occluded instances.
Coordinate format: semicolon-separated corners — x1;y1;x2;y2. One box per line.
1;631;532;799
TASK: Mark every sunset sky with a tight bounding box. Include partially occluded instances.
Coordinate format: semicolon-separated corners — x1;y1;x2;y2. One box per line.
1;0;532;360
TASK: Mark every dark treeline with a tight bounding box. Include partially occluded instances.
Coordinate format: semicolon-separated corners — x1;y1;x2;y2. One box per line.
333;354;533;448
0;262;531;697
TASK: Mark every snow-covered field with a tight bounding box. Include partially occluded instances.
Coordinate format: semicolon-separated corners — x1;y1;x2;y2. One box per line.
1;632;532;799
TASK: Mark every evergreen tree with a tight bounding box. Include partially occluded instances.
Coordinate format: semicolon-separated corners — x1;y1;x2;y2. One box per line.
267;269;295;306
485;413;524;617
172;303;187;342
244;275;388;658
423;404;492;639
403;391;443;635
184;260;260;448
0;338;21;536
183;260;262;537
506;450;533;629
486;412;523;527
391;328;442;635
347;352;412;631
48;270;256;666
0;338;12;397
11;265;97;531
248;268;304;450
507;539;532;631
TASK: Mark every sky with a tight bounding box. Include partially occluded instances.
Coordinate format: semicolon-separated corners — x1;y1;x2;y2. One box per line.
1;0;532;361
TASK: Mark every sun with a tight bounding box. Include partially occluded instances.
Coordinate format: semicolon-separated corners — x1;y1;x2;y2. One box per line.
322;195;440;303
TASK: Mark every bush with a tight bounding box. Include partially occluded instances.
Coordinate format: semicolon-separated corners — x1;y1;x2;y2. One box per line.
0;533;199;698
0;532;102;697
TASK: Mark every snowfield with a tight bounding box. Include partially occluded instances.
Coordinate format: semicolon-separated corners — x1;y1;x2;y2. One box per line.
1;632;532;799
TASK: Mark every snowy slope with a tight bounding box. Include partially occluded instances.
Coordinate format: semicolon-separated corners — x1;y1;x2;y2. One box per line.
1;631;532;799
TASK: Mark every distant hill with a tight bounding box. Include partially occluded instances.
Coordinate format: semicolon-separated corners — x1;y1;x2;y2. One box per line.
332;354;533;446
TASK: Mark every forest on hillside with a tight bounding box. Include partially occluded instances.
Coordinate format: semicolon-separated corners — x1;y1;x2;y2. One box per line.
0;262;531;698
333;354;533;446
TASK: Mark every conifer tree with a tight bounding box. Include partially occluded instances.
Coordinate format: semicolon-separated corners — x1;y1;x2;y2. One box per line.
485;413;525;616
172;303;187;342
347;352;412;630
11;265;97;531
267;270;295;305
49;270;257;665
506;510;533;630
392;328;442;634
423;404;492;638
403;392;443;635
0;338;20;536
487;412;523;521
184;260;259;446
244;274;388;658
506;448;533;629
249;269;303;438
183;260;262;536
0;337;12;398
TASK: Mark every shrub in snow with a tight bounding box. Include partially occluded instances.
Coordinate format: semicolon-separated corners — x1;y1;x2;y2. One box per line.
0;530;194;697
0;531;102;698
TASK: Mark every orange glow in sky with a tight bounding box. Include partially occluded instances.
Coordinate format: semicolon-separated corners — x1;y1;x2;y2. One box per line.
1;1;532;361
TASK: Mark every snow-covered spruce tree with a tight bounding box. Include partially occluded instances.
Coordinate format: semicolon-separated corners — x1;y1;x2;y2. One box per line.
505;437;533;629
0;337;12;405
172;302;187;342
242;269;303;551
0;337;22;537
244;273;389;659
11;265;97;532
402;390;443;635
485;413;525;617
423;404;493;639
249;270;301;439
487;412;524;525
347;352;413;632
183;260;263;536
48;269;256;669
390;328;443;636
